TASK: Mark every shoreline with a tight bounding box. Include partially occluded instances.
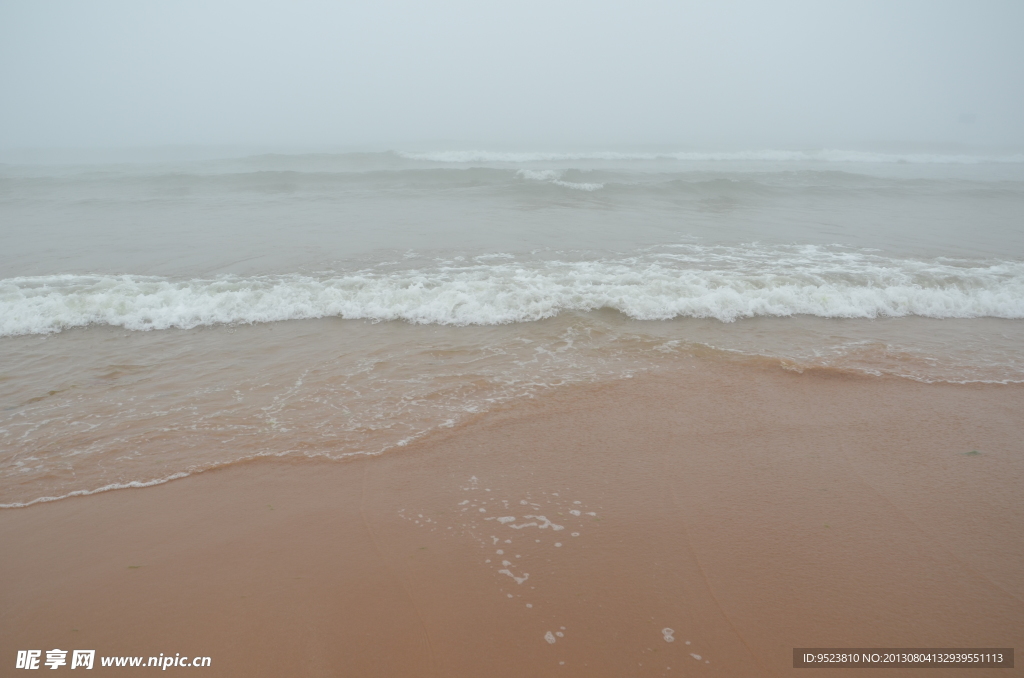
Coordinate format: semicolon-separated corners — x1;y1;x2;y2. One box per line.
2;359;1021;676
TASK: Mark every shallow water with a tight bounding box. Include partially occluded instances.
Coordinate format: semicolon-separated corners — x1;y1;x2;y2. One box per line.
2;149;1022;505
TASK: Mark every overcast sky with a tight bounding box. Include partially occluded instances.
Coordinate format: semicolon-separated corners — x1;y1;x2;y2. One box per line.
1;0;1022;150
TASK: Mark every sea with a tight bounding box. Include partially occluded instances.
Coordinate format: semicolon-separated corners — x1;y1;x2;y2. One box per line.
2;148;1023;507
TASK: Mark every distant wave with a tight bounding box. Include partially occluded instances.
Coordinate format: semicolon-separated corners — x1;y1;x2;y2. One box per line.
3;247;1023;335
399;149;1024;164
516;169;603;191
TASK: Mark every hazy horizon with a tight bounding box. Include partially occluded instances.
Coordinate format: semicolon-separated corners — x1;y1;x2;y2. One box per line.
2;1;1023;153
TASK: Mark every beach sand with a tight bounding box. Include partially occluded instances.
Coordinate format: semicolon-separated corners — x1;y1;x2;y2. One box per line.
2;357;1021;677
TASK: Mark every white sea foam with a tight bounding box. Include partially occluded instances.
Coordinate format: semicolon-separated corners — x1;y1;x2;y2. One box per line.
400;149;1024;164
3;246;1023;336
498;568;529;585
516;168;603;191
0;472;191;509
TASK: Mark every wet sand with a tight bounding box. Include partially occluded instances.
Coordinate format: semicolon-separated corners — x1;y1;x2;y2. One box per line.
2;357;1022;677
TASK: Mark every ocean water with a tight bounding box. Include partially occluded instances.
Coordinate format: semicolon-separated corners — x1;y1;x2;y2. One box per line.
2;149;1023;506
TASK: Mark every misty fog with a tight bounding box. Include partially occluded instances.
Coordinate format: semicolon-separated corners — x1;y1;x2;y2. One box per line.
1;0;1022;152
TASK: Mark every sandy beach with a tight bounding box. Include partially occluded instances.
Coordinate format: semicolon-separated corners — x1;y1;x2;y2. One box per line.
5;3;1024;676
2;357;1021;677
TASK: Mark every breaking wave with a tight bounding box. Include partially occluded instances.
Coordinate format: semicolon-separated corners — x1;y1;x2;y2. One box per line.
516;169;604;191
4;246;1022;336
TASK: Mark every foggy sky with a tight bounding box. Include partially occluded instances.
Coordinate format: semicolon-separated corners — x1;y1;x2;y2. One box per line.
1;0;1022;150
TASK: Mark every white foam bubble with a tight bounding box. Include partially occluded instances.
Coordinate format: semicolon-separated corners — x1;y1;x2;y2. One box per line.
545;631;556;644
0;472;191;509
524;515;565;531
5;245;1021;337
499;569;529;585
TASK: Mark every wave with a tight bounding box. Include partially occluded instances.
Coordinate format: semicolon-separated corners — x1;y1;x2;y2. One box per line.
399;149;1024;165
3;246;1023;336
516;169;603;191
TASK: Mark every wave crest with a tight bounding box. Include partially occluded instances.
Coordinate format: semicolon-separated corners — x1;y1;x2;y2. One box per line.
3;247;1023;335
516;169;604;191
